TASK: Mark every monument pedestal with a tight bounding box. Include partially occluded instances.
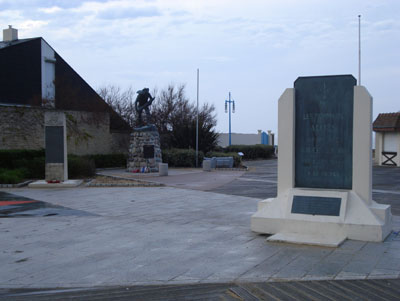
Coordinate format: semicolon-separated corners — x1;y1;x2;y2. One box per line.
252;189;391;247
127;125;162;172
251;76;392;246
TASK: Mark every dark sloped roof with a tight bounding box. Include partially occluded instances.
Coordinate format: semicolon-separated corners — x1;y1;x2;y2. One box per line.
0;38;38;50
373;112;400;132
0;36;131;132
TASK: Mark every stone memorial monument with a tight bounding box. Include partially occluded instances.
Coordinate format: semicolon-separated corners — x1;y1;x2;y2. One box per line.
44;111;68;182
251;75;392;246
29;111;82;188
127;88;162;172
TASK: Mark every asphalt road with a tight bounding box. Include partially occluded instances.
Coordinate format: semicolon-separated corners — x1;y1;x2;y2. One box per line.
211;159;400;215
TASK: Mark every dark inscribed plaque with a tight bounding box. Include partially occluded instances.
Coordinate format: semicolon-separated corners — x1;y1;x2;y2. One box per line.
291;196;341;216
143;145;155;159
45;126;64;163
294;75;356;189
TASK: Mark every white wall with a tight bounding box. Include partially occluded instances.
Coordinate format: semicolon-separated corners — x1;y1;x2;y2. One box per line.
217;131;261;147
41;39;55;106
375;131;400;166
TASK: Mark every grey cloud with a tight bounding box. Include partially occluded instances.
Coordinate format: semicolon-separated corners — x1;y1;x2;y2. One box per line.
0;0;108;10
97;6;161;20
169;10;190;17
371;19;400;32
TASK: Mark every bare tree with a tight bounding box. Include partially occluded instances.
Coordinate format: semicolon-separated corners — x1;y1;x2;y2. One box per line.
152;84;218;152
97;85;136;128
98;83;218;152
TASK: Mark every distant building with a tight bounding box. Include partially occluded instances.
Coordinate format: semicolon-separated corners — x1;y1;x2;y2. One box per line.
373;112;400;166
217;130;274;148
0;26;131;155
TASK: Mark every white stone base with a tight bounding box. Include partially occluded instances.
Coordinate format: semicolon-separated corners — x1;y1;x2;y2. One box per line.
251;188;392;246
159;163;168;176
267;232;346;248
28;180;83;188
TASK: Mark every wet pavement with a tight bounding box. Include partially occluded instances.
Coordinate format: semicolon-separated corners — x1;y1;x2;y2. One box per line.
0;192;95;218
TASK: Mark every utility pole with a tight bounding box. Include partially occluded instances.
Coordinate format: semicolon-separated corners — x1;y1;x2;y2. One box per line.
225;92;235;146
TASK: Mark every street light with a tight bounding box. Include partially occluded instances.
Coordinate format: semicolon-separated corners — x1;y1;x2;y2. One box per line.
225;92;235;146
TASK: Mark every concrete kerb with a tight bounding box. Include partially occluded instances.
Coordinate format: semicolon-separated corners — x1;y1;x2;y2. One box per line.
0;180;34;188
95;167;248;189
89;173;165;187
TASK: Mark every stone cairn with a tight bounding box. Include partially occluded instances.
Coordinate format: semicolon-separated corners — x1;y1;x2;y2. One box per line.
127;126;162;172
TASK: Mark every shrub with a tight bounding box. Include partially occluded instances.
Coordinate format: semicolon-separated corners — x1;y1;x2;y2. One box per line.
0;168;28;184
68;155;96;178
0;149;45;169
205;152;241;167
162;148;204;167
13;157;45;179
87;153;127;168
224;144;274;160
0;149;124;180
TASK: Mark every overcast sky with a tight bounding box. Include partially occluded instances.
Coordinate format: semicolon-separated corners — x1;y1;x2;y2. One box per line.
1;0;399;136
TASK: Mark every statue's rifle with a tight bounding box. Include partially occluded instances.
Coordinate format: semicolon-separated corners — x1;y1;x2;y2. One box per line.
136;97;155;111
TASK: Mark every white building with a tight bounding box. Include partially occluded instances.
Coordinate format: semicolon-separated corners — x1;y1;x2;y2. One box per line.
373;112;400;166
217;130;274;147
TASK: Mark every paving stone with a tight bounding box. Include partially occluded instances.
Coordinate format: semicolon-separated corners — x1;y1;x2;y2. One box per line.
1;174;400;288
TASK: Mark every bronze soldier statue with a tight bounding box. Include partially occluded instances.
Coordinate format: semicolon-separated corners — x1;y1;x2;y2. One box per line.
135;88;155;125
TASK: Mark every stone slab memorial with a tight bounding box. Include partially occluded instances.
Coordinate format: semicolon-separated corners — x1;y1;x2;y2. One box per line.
251;75;392;246
29;111;82;188
44;111;68;181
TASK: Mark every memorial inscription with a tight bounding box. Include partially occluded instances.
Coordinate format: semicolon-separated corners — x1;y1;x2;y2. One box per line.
291;195;341;216
294;75;356;189
45;126;64;164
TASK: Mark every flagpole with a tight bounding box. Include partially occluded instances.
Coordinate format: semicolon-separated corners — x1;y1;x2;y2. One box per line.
358;15;361;86
196;68;199;168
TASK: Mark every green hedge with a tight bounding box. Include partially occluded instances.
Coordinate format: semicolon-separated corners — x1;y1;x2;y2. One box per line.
0;149;45;179
87;153;127;168
0;149;45;170
68;155;96;178
162;148;204;167
224;144;274;160
0;168;28;184
205;152;241;167
0;150;126;183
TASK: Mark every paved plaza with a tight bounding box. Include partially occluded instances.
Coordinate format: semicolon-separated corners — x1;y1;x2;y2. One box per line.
1;160;400;293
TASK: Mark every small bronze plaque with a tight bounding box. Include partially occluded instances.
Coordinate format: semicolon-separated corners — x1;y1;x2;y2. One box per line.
291;195;341;216
143;145;154;159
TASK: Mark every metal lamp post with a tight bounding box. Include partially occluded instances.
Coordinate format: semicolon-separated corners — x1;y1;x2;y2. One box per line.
225;92;235;146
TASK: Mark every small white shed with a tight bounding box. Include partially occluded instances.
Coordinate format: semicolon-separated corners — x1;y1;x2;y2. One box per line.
373;112;400;166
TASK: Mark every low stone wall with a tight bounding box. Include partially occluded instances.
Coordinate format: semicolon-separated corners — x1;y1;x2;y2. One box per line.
0;106;44;150
0;105;130;155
